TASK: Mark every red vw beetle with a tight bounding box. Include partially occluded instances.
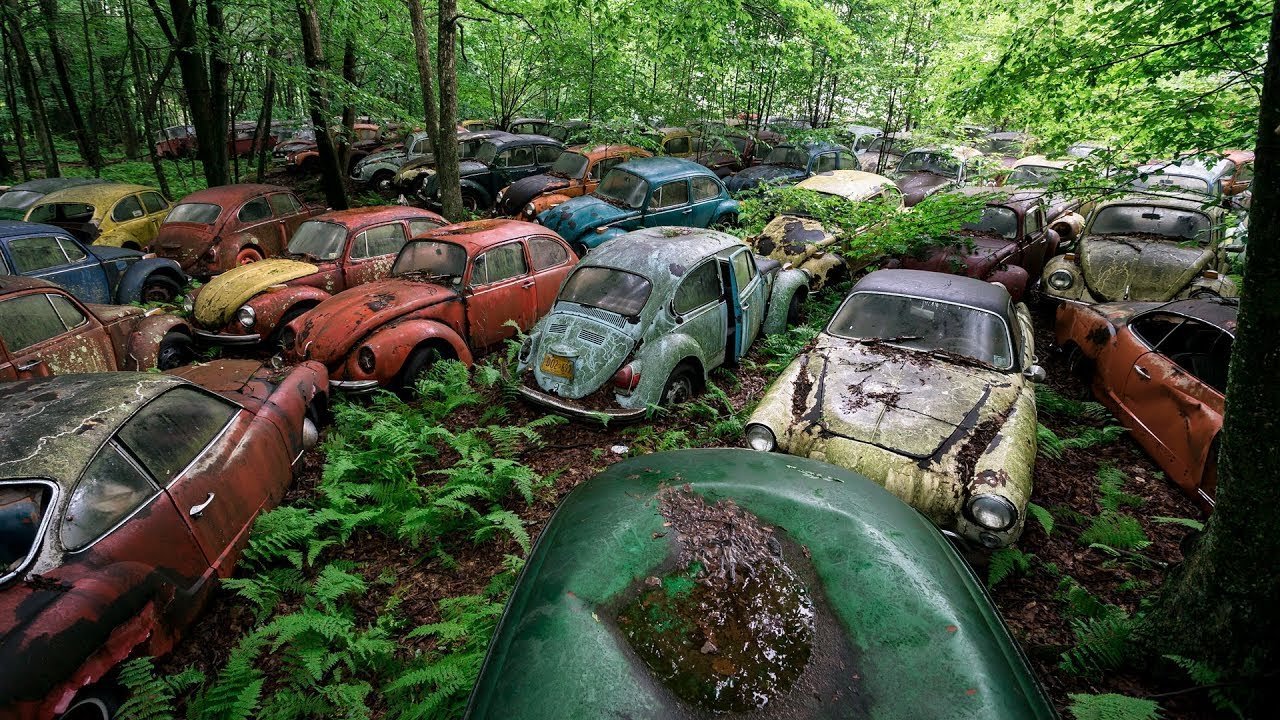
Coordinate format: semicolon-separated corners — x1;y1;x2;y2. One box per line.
150;184;323;277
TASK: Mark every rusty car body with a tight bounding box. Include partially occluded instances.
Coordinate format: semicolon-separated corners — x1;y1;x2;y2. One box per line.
0;362;327;719
507;117;560;137
1041;192;1240;304
981;132;1036;168
749;169;902;291
685;123;774;178
519;228;809;420
25;184;171;250
857;131;914;174
1056;298;1234;510
189;206;447;348
0;277;193;380
1002;155;1073;187
392;130;516;195
647;127;699;159
0;179;107;222
891;145;986;206
151;184;322;277
494;144;653;219
271;127;316;161
284;123;381;173
153;125;197;159
281;219;576;392
723;141;859;194
886;188;1084;302
1131;150;1255;204
350;131;435;192
744;269;1044;549
418;135;564;213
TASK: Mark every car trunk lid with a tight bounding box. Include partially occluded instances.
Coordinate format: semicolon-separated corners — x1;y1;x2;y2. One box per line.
530;305;638;400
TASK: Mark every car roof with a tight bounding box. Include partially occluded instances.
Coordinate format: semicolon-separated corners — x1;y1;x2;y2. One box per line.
412;218;552;251
1012;154;1071;169
955;186;1045;213
779;140;844;153
458;129;515;142
489;134;562;148
0;275;61;296
4;177;106;194
567;144;651;160
1098;191;1225;217
986;131;1031;141
35;182;159;206
1136;159;1228;181
583;227;740;295
0;220;77;238
612;156;717;180
1152;298;1239;335
0;373;185;485
904;144;984;161
173;183;292;205
853;268;1013;319
796;170;894;200
309;205;441;230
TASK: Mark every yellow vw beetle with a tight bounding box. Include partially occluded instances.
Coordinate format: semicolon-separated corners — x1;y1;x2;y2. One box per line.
25;182;171;249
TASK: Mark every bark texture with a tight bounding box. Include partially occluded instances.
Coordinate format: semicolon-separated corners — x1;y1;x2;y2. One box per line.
436;0;463;219
295;0;347;209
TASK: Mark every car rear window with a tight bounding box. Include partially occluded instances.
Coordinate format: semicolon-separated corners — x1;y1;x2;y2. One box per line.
962;206;1019;239
828;291;1014;370
0;480;53;582
165;203;222;224
288;220;349;260
0;191;43;210
62;442;158;551
559;266;652;318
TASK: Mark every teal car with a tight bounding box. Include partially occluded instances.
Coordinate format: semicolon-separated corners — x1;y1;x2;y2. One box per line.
537;157;739;256
518;228;807;420
464;449;1056;719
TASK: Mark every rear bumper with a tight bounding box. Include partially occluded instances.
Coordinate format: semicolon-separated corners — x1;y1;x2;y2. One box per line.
330;378;380;393
518;385;646;422
193;329;261;345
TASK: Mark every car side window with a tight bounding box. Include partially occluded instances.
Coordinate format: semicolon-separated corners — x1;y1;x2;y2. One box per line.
141;192;168;214
651;180;690;209
838;151;859;170
535;145;561;164
117;387;239;484
111;195;144;222
673;260;721;314
471;243;528;285
591;157;622;180
58;237;87;263
691;176;721;202
730;250;755;293
8;236;70;272
815;153;838;173
48;293;87;329
1028;209;1044;234
352;223;408;259
1155;318;1232;393
238;197;273;223
1236;162;1254;184
528;236;570;270
61;441;159;551
268;193;302;216
409;218;445;237
504;147;535;167
0;294;75;352
1130;312;1184;349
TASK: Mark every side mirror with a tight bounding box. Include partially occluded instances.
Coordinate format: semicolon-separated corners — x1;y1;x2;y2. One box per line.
1024;365;1047;383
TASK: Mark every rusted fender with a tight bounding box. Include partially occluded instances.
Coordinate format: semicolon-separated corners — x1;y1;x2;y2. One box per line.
289;279;457;364
239;285;333;336
124;312;190;371
194;259;320;326
336;318;474;386
1050;211;1085;245
93;230;141;249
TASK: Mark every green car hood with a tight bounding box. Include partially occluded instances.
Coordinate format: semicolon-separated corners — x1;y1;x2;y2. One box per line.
528;303;640;399
465;449;1054;719
1080;235;1213;301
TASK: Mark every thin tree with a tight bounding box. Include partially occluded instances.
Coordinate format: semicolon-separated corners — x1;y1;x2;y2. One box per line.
436;0;463;219
1;4;56;177
295;0;347;209
125;0;173;197
407;0;443;166
37;0;101;171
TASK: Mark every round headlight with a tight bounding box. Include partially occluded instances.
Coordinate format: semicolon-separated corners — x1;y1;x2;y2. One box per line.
357;346;376;373
496;190;506;204
1048;269;1075;291
182;298;194;314
518;337;533;362
968;495;1017;531
525;203;536;217
236;306;256;328
745;423;776;452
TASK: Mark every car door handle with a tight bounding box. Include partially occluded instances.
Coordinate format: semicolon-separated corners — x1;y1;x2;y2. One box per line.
520;281;535;288
741;303;750;311
16;359;43;372
189;492;215;517
681;208;693;215
1134;365;1151;380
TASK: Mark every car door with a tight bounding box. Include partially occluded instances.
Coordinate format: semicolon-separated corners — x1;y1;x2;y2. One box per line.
1016;207;1050;275
688;176;724;227
526;235;575;317
139;191;171;243
721;247;764;359
493;146;537;190
268;192;310;241
465;241;536;348
235;195;284;252
343;221;409;287
0;290;116;377
671;258;727;370
644;179;692;227
108;194;152;246
6;233;111;302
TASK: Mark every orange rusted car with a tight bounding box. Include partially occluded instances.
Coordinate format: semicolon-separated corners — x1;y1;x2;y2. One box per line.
493;144;653;219
1056;297;1236;510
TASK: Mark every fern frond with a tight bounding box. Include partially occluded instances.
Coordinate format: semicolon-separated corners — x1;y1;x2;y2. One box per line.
1151;516;1204;531
1067;693;1161;720
1027;502;1055;536
987;547;1033;587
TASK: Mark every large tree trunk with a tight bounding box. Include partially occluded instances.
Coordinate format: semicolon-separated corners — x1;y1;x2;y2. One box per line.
436;0;463;219
37;0;101;170
2;7;57;177
295;0;347;209
407;0;442;156
125;0;171;197
340;36;356;170
1138;3;1280;710
157;0;229;187
1;24;29;180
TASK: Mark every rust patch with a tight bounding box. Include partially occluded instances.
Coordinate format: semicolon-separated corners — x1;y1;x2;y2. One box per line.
366;292;396;312
956;417;1005;485
668;263;687;277
974;468;1010;488
790;355;813;421
1085;324;1111;347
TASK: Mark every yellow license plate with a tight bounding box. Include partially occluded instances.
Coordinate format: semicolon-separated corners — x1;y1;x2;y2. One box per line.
541;353;574;379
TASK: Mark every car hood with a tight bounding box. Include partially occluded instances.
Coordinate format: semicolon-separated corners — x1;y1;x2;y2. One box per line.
154;224;217;266
726;164;806;192
193;259;320;326
88;244;143;263
528;304;641;399
894;172;955;204
539;196;638;239
1080;235;1214;302
292;277;456;362
458;160;489;177
500;174;573;214
752;214;838;264
798;338;1012;460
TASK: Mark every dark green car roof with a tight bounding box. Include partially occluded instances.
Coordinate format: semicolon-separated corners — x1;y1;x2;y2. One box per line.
465;449;1055;719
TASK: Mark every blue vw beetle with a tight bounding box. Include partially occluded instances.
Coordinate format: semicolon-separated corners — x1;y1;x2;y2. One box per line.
538;157;739;255
724;140;859;195
0;221;186;304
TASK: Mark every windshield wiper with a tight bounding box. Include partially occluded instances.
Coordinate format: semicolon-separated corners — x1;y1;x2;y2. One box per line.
928;349;998;371
858;335;922;345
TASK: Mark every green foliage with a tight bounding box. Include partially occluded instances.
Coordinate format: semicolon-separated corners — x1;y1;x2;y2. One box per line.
1152;516;1205;532
987;546;1033;587
1067;693;1162;720
1060;610;1137;677
116;658;203;720
1036;386;1111;420
1165;655;1246;718
1037;424;1127;459
1081;513;1150;551
1027;502;1055;536
1097;465;1144;512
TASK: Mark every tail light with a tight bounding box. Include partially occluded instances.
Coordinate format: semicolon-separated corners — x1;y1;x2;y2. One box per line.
1202;269;1220;280
612;364;641;393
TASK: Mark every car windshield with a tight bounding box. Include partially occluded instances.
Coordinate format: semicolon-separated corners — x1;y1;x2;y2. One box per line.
1006;165;1065;185
27;202;96;223
392;240;468;284
1130;172;1213;196
1067;144;1100;159
164;202;222;224
0;481;51;582
594;170;649;209
1090;204;1213;242
896;151;960;177
550;152;589;179
962;206;1019;239
291;129;315;142
0;191;43;210
865;137;900;154
287;220;348;260
828;291;1014;370
559;266;653;318
473;142;499;165
982;138;1025;156
765;146;810;167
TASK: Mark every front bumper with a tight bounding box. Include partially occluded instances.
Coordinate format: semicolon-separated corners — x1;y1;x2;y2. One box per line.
193;329;262;346
330;378;380;393
518;385;647;422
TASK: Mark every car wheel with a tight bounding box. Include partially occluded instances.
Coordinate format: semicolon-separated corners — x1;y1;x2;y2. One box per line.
461;190;484;214
660;364;698;407
156;331;194;370
61;688;121;720
268;305;312;350
570;241;589;258
1063;344;1095;400
785;291;806;326
371;170;395;195
139;274;181;304
300;156;319;174
235;247;264;266
398;345;445;396
713;213;739;230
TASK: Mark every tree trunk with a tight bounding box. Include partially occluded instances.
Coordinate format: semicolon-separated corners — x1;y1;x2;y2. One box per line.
2;7;57;177
1;24;29;180
340;36;356;170
38;0;100;170
436;0;463;219
407;0;442;160
158;0;229;187
1138;3;1280;710
255;65;275;182
125;0;171;197
295;0;347;209
77;0;103;168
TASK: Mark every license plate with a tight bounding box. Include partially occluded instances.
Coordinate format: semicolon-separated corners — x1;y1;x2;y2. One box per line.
541;353;574;379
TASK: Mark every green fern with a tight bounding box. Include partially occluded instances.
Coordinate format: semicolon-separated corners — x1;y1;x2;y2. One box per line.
1067;693;1162;720
1097;465;1144;511
474;509;531;554
1037;424;1065;459
1165;654;1245;718
186;632;267;720
1152;516;1205;531
1060;609;1136;676
1081;511;1150;551
1036;385;1111;420
1027;502;1055;536
116;657;204;720
987;547;1033;587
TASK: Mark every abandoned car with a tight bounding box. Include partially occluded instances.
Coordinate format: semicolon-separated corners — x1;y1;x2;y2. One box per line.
1041;192;1239;304
24;183;170;250
723;141;858;194
0;221;186;304
284;123;382;173
350;131;436;192
891;145;986;206
494;144;653;218
837;123;884;153
744;270;1043;549
189;206;447;348
392;130;516;194
538;157;740;255
1131;150;1254;204
271;126;316;161
151;184;323;277
857;131;914;174
0;277;193;379
1002;155;1073;187
981;131;1036;167
0;363;327;720
747;169;903;291
0;179;107;222
886;188;1084;302
519;228;808;420
153;124;197;159
281;219;576;392
418;135;564;212
464;449;1056;720
1056;297;1235;510
647;127;699;158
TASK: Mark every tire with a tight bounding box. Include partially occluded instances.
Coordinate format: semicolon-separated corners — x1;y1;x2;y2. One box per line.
371;170;396;195
122;241;142;251
62;688;121;720
300;156;318;174
1063;343;1095;400
785;290;806;326
460;190;484;214
156;331;194;370
138;274;181;304
713;213;739;230
268;305;313;350
660;364;698;407
235;247;264;266
398;345;445;396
